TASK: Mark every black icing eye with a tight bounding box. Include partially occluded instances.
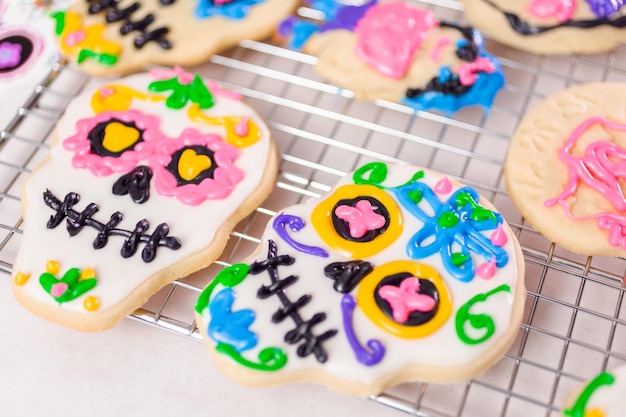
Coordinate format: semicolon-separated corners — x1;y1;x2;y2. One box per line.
374;272;440;327
87;118;145;157
166;145;217;186
331;196;390;243
0;35;35;74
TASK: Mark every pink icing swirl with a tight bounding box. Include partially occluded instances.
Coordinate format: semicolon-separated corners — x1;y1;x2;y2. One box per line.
354;2;438;79
545;116;626;249
528;0;576;23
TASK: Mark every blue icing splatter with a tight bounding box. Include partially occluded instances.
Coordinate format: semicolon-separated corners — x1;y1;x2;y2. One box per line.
208;288;257;352
279;17;319;49
195;0;264;20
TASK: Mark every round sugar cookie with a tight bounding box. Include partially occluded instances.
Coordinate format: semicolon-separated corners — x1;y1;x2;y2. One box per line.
278;0;505;115
459;0;626;54
52;0;299;77
562;364;626;416
12;69;278;331
505;83;626;257
195;161;526;396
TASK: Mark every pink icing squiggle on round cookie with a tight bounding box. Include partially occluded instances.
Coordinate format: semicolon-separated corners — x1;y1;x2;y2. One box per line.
354;2;438;79
150;65;194;85
528;0;575;23
545;116;626;248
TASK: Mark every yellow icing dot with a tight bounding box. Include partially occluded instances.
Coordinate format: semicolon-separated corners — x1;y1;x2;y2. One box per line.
80;267;96;280
584;408;605;417
356;260;452;339
178;149;212;181
46;260;60;275
14;272;30;286
83;296;101;312
102;122;141;153
187;104;262;148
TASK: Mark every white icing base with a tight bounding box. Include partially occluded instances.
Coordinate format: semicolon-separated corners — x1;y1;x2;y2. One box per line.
12;73;272;326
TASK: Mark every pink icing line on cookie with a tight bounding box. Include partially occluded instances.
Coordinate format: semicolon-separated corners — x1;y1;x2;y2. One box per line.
545;116;626;248
65;30;87;47
434;176;452;194
235;116;249;136
335;199;386;239
458;57;496;86
378;277;436;323
354;2;438;79
208;81;242;100
528;0;576;23
430;37;451;63
150;65;194;85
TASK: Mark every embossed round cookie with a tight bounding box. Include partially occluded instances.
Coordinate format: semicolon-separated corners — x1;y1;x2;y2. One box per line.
12;69;278;331
0;0;74;127
505;83;626;257
278;0;505;115
459;0;626;54
51;0;299;77
195;161;525;396
562;364;626;416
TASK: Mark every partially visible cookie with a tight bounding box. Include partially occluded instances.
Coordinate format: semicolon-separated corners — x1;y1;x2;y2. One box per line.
562;364;625;416
52;0;299;77
278;0;505;115
505;83;626;257
195;161;525;396
12;69;277;331
460;0;626;54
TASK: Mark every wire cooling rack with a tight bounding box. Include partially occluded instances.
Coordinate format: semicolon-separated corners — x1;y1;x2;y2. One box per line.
3;1;626;416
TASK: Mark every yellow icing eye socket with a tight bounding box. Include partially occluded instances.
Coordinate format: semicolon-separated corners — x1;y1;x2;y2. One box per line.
311;184;403;259
356;260;452;339
178;148;213;181
167;146;217;186
88;119;144;157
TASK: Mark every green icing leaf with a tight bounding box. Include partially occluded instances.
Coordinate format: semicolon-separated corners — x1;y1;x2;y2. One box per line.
50;11;66;36
451;252;470;266
353;162;388;188
39;267;98;304
408;188;423;203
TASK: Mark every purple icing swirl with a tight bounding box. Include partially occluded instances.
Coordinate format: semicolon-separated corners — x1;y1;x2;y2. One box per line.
272;213;329;258
341;294;385;366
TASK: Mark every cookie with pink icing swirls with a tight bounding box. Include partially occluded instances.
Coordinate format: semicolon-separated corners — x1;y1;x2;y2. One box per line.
195;161;525;396
11;69;277;331
277;0;505;115
505;83;626;257
52;0;298;77
460;0;626;54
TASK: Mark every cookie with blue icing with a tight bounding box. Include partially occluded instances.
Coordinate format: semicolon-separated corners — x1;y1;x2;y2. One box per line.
278;0;505;115
52;0;298;76
460;0;626;54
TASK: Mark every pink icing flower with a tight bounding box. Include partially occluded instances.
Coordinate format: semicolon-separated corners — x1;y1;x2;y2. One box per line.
63;110;165;176
0;41;22;68
354;2;438;79
50;282;68;297
378;277;436;323
150;128;243;205
528;0;576;23
457;57;496;87
335;199;386;238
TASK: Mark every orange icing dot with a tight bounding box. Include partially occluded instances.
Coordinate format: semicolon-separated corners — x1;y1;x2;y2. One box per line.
46;260;61;275
83;296;100;312
14;272;31;286
79;267;96;280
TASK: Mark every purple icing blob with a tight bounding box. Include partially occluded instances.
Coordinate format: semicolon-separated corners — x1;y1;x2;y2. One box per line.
586;0;624;17
319;0;377;33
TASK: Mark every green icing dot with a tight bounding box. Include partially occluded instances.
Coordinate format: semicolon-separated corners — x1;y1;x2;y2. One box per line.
408;189;423;203
451;252;470;266
438;211;459;228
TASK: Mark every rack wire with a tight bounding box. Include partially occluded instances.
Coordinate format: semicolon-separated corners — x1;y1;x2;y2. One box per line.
2;1;626;416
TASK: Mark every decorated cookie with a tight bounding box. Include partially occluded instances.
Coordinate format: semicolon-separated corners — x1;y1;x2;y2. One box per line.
562;364;626;417
505;83;626;257
195;161;525;396
51;0;299;77
11;69;277;331
0;0;74;128
278;0;505;115
460;0;626;54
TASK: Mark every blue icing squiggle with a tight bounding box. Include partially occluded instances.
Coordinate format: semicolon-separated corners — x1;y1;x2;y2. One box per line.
208;288;257;352
195;0;264;20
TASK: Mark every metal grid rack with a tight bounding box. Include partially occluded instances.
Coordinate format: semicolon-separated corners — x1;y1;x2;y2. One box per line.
3;1;626;416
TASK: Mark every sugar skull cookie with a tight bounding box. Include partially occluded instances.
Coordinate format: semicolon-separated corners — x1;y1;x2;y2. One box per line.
195;161;525;396
51;0;299;77
0;0;74;128
12;69;278;331
505;83;626;257
278;0;505;115
562;364;626;417
460;0;626;54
